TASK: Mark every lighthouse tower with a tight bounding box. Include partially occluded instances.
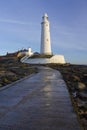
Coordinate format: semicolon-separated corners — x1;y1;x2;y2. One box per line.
21;13;66;64
40;13;52;55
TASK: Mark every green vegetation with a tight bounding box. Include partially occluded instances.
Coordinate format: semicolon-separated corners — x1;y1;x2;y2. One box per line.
29;54;53;58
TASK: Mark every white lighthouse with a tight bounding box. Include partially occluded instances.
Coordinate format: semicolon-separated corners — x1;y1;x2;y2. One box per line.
21;13;66;64
40;13;52;55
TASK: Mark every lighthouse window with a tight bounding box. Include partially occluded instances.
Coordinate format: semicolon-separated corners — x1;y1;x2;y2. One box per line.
47;39;48;41
46;24;48;26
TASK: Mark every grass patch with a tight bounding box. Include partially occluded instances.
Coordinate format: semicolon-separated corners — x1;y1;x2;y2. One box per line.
29;54;53;58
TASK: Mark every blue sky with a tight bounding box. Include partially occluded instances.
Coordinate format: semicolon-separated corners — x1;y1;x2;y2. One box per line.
0;0;87;64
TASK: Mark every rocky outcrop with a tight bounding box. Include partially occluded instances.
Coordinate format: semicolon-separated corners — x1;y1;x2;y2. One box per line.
48;64;87;130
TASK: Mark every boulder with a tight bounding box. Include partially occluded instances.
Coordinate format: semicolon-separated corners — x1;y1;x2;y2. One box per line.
73;75;80;82
78;82;86;90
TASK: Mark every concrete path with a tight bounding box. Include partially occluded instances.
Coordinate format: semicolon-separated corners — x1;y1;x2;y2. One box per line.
0;67;81;130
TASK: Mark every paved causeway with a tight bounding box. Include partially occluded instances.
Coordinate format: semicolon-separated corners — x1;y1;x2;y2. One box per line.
0;67;81;130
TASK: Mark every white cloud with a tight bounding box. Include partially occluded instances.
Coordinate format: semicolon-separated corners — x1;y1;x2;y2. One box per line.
0;18;35;25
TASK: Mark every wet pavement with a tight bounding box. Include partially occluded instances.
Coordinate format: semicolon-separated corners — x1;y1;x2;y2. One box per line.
0;67;81;130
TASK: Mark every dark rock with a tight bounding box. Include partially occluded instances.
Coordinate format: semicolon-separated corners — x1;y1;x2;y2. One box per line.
73;75;80;82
